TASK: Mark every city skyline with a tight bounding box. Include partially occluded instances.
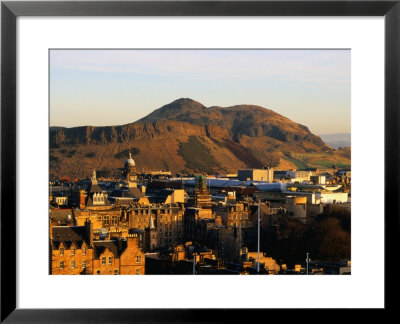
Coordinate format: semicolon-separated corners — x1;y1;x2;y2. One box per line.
50;49;351;135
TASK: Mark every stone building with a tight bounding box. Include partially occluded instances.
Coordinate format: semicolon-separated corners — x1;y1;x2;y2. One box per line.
50;220;94;275
92;236;145;275
286;196;307;224
194;175;212;208
238;168;274;182
74;169;129;238
206;226;244;262
49;208;75;238
128;203;185;250
109;152;145;206
50;221;144;275
214;202;253;228
85;170;111;209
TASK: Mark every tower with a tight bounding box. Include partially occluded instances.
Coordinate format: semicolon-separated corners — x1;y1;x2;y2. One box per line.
145;214;158;252
194;174;212;208
85;169;110;208
123;152;137;188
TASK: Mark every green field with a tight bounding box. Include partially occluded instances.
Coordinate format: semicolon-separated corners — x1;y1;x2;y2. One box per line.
311;160;351;168
284;152;350;169
282;156;308;169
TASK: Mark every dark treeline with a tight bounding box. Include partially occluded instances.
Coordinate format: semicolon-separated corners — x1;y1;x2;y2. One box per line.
262;210;351;267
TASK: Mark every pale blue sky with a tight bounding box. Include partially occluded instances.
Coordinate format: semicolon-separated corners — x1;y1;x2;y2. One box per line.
50;49;350;134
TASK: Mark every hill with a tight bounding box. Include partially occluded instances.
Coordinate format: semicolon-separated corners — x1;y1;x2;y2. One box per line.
49;98;350;179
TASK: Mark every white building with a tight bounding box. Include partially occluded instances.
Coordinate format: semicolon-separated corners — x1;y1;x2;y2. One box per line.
318;192;348;204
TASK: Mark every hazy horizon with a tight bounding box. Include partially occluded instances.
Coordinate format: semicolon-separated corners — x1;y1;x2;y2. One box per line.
50;49;351;134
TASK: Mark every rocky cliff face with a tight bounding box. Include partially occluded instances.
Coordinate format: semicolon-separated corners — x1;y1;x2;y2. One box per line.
49;98;342;179
51;120;230;147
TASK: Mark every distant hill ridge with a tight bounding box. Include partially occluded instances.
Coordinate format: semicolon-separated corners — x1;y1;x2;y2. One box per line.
319;133;351;149
49;98;350;178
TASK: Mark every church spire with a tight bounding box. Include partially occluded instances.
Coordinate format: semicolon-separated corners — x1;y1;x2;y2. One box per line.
91;170;98;184
149;214;155;229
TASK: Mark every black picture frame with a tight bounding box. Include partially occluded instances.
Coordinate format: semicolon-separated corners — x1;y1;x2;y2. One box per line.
1;0;398;322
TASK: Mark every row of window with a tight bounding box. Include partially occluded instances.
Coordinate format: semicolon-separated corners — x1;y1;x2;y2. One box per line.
59;247;86;256
132;209;179;215
99;255;142;265
59;262;142;275
97;216;118;220
60;259;87;269
101;256;114;265
59;255;141;269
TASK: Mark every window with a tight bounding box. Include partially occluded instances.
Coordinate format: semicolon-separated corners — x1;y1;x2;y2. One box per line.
97;216;102;221
96;270;100;275
114;269;118;275
136;269;141;275
82;247;86;256
82;260;87;268
108;256;113;265
136;255;141;264
71;260;75;269
101;257;106;265
59;247;64;256
60;261;64;269
71;247;75;256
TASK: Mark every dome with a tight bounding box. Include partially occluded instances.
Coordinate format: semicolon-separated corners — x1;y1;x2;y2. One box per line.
124;152;136;168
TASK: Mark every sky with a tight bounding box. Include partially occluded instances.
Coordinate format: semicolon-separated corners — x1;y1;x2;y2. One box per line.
50;49;350;135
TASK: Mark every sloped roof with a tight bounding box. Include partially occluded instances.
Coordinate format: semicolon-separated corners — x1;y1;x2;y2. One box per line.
93;240;126;259
49;208;74;223
110;187;143;198
51;226;90;250
87;182;103;193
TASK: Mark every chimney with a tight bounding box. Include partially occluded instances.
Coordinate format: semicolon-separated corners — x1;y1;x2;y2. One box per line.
126;235;136;249
79;190;86;209
84;219;93;247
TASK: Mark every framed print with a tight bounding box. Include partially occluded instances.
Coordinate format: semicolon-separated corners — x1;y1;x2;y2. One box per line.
1;0;399;322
